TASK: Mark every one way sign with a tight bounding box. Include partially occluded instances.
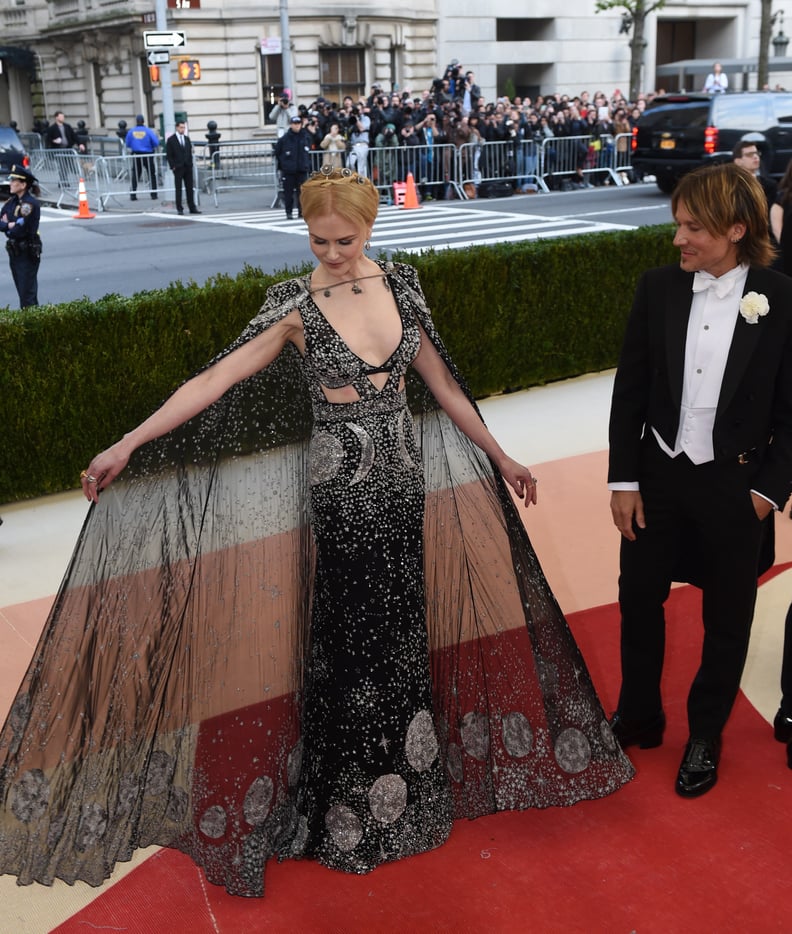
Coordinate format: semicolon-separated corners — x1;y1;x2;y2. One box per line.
147;49;170;65
144;30;187;49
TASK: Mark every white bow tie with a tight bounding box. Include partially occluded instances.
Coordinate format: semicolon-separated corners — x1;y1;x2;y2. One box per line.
692;271;738;300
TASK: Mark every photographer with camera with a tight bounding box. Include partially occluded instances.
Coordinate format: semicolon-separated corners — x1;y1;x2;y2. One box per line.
347;104;371;178
269;93;298;138
373;122;399;188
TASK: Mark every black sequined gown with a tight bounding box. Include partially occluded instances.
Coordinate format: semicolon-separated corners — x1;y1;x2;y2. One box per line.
294;280;452;868
0;261;634;897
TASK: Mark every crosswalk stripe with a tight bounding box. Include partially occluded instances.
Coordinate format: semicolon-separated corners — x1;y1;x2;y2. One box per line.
189;204;635;250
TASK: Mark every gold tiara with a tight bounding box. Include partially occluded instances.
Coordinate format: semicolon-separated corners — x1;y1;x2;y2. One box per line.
309;165;367;183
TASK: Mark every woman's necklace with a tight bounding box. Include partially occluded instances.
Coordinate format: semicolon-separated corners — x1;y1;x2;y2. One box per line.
310;273;391;298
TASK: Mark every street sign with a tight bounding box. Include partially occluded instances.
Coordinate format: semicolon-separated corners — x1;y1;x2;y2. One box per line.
144;30;186;49
147;50;170;66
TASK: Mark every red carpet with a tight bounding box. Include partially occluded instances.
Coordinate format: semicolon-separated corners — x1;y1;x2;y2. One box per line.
50;585;792;934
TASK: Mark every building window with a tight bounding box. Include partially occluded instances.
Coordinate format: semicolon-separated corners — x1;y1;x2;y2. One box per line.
496;18;553;42
320;48;365;105
261;51;285;125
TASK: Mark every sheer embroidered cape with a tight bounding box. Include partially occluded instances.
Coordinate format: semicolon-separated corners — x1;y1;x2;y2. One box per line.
0;261;633;896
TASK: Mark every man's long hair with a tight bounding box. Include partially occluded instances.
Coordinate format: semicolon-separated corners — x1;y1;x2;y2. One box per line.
672;162;776;268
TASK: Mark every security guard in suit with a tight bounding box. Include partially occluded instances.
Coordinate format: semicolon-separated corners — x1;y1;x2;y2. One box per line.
0;165;42;307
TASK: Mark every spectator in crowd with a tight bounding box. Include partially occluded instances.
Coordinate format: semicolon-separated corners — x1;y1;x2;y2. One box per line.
372;122;399;187
733;139;777;218
269;94;298;138
704;62;728;94
320;122;347;169
346;105;371;178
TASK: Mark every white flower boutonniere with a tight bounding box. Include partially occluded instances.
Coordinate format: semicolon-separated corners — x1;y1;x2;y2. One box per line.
739;291;770;324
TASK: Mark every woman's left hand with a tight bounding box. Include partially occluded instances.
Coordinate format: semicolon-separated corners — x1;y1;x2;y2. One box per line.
498;456;538;508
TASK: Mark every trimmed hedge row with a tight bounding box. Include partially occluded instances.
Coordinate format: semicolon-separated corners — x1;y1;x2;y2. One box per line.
0;226;678;502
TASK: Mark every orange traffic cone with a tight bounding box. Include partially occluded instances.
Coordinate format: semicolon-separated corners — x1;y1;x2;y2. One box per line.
73;178;96;219
401;171;421;210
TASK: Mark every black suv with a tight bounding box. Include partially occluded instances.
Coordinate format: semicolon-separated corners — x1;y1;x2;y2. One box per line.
631;92;792;193
0;125;29;191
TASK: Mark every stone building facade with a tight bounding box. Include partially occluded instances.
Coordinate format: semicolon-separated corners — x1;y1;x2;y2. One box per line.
0;1;789;140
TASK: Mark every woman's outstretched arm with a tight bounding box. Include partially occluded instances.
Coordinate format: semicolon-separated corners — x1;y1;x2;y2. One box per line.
411;324;538;508
81;311;301;502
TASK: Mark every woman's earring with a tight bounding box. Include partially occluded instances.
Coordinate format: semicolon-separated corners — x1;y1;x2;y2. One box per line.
364;239;371;252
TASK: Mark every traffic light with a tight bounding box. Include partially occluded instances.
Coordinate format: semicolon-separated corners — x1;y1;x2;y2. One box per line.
177;60;201;82
149;65;160;83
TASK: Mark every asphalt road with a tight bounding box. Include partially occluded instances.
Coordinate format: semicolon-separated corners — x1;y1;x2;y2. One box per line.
26;181;673;307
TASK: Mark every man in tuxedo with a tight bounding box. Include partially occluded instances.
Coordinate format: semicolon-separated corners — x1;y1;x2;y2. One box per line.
165;121;201;215
608;163;792;797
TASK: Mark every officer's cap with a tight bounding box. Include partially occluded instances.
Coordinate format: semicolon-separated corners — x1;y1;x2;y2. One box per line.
7;165;36;185
289;115;302;124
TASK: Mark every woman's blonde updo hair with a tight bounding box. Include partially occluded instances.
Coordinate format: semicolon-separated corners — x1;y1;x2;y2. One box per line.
299;166;380;229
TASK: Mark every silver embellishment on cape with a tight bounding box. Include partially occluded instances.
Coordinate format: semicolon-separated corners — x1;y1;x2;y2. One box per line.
309;431;344;486
11;769;50;822
405;709;439;772
144;750;174;796
502;711;533;759
554;728;592;774
600;718;618;753
446;743;464;783
199;804;228;839
460;711;490;761
116;773;138;817
368;773;407;824
166;787;189;824
243;775;275;825
325;803;363;852
75;802;108;850
346;422;375;485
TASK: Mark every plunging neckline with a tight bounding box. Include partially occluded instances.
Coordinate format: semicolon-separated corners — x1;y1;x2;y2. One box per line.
304;274;404;372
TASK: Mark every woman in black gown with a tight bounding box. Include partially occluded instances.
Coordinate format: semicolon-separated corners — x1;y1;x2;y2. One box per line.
0;167;633;896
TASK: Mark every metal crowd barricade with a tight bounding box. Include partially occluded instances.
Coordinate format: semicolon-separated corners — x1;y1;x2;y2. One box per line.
29;149;86;208
539;134;622;188
611;132;635;178
192;140;279;207
455;138;549;198
349;142;461;201
92;153;174;209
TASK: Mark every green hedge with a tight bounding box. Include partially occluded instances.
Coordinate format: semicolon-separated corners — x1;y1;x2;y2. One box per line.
0;226;677;503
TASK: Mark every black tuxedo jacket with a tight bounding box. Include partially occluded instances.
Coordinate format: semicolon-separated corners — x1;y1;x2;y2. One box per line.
609;264;792;509
166;132;194;170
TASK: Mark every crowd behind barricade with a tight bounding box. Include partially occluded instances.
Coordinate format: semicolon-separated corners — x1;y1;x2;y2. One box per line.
276;61;658;203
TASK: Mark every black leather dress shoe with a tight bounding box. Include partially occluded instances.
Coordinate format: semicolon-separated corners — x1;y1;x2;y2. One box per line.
773;708;792;743
675;737;721;798
609;711;666;749
189;208;202;214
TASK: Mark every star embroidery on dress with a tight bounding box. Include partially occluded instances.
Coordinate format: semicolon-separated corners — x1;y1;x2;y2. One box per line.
378;733;390;753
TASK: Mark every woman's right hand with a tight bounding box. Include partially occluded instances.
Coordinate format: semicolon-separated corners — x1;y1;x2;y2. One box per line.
80;440;132;503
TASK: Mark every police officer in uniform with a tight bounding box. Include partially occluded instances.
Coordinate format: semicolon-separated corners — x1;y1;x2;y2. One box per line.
0;165;42;308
